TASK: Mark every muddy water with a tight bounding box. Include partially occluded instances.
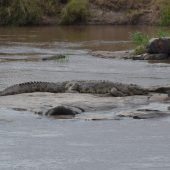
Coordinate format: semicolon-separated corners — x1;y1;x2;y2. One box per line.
0;26;170;89
1;26;170;170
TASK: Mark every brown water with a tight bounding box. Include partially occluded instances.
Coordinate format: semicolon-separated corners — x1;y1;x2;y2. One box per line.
0;25;161;51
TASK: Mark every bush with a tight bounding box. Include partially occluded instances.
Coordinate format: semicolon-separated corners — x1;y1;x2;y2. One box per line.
39;0;60;16
61;0;90;24
131;30;170;55
131;32;149;55
0;0;42;25
134;45;146;55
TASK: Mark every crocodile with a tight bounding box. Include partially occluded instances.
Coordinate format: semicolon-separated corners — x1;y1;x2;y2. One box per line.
0;80;148;97
0;82;67;96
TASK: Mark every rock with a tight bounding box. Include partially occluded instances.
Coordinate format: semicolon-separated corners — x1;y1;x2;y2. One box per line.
146;53;168;60
0;92;149;119
149;93;170;102
133;53;168;60
45;105;83;117
90;49;169;61
147;38;170;55
118;109;170;119
90;50;133;59
42;54;67;61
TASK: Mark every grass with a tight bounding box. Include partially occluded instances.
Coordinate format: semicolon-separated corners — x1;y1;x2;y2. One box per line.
131;32;149;46
91;0;150;11
0;0;170;26
131;32;149;55
131;30;170;55
156;30;170;38
40;0;61;16
61;0;90;24
0;0;42;25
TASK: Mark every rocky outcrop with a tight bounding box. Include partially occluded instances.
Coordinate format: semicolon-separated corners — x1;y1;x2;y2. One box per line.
91;38;170;60
90;49;170;61
1;81;170;120
118;109;170;119
0;92;170;120
132;53;169;60
147;38;170;55
45;105;84;118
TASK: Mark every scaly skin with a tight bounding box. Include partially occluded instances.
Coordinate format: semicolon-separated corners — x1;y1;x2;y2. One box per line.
0;82;67;96
0;80;148;97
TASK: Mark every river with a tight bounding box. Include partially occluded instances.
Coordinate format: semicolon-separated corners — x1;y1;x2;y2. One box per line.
0;25;170;170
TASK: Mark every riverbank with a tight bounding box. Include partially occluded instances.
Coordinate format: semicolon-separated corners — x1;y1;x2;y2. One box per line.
0;0;169;26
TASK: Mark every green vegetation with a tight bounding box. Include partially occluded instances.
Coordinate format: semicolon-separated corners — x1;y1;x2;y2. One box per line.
133;45;147;55
131;30;170;55
0;0;89;25
0;0;42;25
159;1;170;26
131;32;149;46
156;30;170;38
40;0;61;16
61;0;90;24
0;0;170;26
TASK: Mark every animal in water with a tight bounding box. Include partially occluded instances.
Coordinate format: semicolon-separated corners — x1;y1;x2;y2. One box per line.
0;80;148;97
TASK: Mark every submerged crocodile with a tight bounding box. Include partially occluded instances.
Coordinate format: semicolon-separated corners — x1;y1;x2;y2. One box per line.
1;80;170;97
0;80;148;97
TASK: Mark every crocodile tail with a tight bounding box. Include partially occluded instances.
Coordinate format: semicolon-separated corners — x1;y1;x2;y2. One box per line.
0;81;66;96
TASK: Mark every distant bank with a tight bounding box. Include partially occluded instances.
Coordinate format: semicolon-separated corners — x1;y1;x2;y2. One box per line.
0;0;170;26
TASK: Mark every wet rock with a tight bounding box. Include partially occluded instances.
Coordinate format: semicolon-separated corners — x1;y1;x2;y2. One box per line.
90;48;170;61
45;105;83;117
147;38;170;55
118;109;170;119
149;93;170;102
0;92;150;119
90;50;133;59
42;54;67;61
76;113;117;121
132;53;169;60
